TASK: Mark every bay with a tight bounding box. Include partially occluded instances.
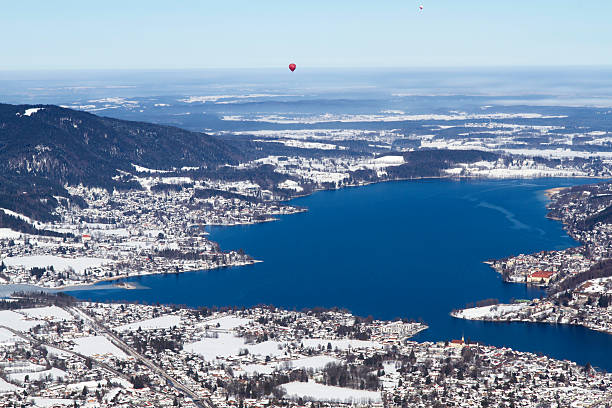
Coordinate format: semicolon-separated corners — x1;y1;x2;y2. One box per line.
70;178;612;370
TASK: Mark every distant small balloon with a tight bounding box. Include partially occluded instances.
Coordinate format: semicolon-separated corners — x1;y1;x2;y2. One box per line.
289;63;297;72
419;5;423;10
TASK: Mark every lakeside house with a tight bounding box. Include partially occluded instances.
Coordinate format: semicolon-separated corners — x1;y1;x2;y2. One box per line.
527;270;555;284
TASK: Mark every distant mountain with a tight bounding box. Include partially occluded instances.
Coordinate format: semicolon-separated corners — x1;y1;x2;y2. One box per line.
0;103;243;222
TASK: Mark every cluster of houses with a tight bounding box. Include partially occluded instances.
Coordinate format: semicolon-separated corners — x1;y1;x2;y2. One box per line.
453;276;612;337
0;303;200;407
2;299;611;408
488;183;612;290
489;249;592;287
456;182;612;337
0;178;304;288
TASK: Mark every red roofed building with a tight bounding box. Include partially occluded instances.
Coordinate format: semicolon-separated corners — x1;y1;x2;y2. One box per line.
527;270;555;284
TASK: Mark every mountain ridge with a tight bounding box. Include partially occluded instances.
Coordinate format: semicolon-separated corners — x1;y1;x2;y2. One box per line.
0;103;243;222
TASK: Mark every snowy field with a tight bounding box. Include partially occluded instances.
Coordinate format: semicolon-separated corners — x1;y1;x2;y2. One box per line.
43;345;72;358
300;339;382;351
72;336;128;359
280;381;381;403
28;398;75;407
115;314;182;332
453;304;526;320
65;378;131;392
3;255;112;274
0;310;45;331
8;367;67;384
239;355;341;375
0;378;22;394
0;322;19;346
200;315;253;330
184;332;285;360
18;306;73;322
0;328;18;344
0;228;21;239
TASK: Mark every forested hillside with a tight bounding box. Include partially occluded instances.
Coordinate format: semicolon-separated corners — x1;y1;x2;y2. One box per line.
0;103;242;221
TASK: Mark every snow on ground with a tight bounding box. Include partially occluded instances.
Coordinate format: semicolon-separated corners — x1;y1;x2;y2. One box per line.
43;345;72;358
8;367;67;383
240;355;341;375
0;310;45;331
280;381;381;404
60;104;97;110
66;378;130;392
179;94;287;103
238;364;277;375
278;179;304;192
0;377;22;393
239;364;276;375
226;128;380;142
349;155;405;174
374;155;405;165
300;339;382;351
453;304;526;320
278;355;340;370
136;176;192;190
3;255;112;274
28;398;75;407
131;164;171;174
104;388;123;403
115;314;181;332
91;228;130;238
0;328;18;344
18;107;44;117
72;336;128;359
201;315;253;330
579;276;612;294
0;228;21;239
222;112;565;124
18;306;73;322
421;138;612;161
503;148;612;160
3;362;46;374
184;333;284;360
0;208;33;223
467;167;586;179
253;139;346;151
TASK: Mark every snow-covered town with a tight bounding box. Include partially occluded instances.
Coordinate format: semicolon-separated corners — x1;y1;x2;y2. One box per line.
1;293;611;408
0;173;306;288
455;181;612;337
3;103;612;407
2;137;606;291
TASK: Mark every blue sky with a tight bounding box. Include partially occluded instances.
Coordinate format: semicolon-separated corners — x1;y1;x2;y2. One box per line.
2;0;611;70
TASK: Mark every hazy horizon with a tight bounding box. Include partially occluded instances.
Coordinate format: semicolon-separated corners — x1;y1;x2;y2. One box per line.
2;1;612;70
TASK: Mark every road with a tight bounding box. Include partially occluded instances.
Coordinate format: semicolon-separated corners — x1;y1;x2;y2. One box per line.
0;324;129;382
65;305;214;408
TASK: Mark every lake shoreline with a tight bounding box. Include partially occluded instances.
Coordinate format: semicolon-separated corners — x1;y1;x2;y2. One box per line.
2;176;593;295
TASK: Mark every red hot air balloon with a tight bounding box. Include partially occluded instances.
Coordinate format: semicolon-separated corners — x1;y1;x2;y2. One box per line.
289;63;297;72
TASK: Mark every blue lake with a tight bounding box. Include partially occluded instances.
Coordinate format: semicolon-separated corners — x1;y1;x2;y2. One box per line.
70;178;612;371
